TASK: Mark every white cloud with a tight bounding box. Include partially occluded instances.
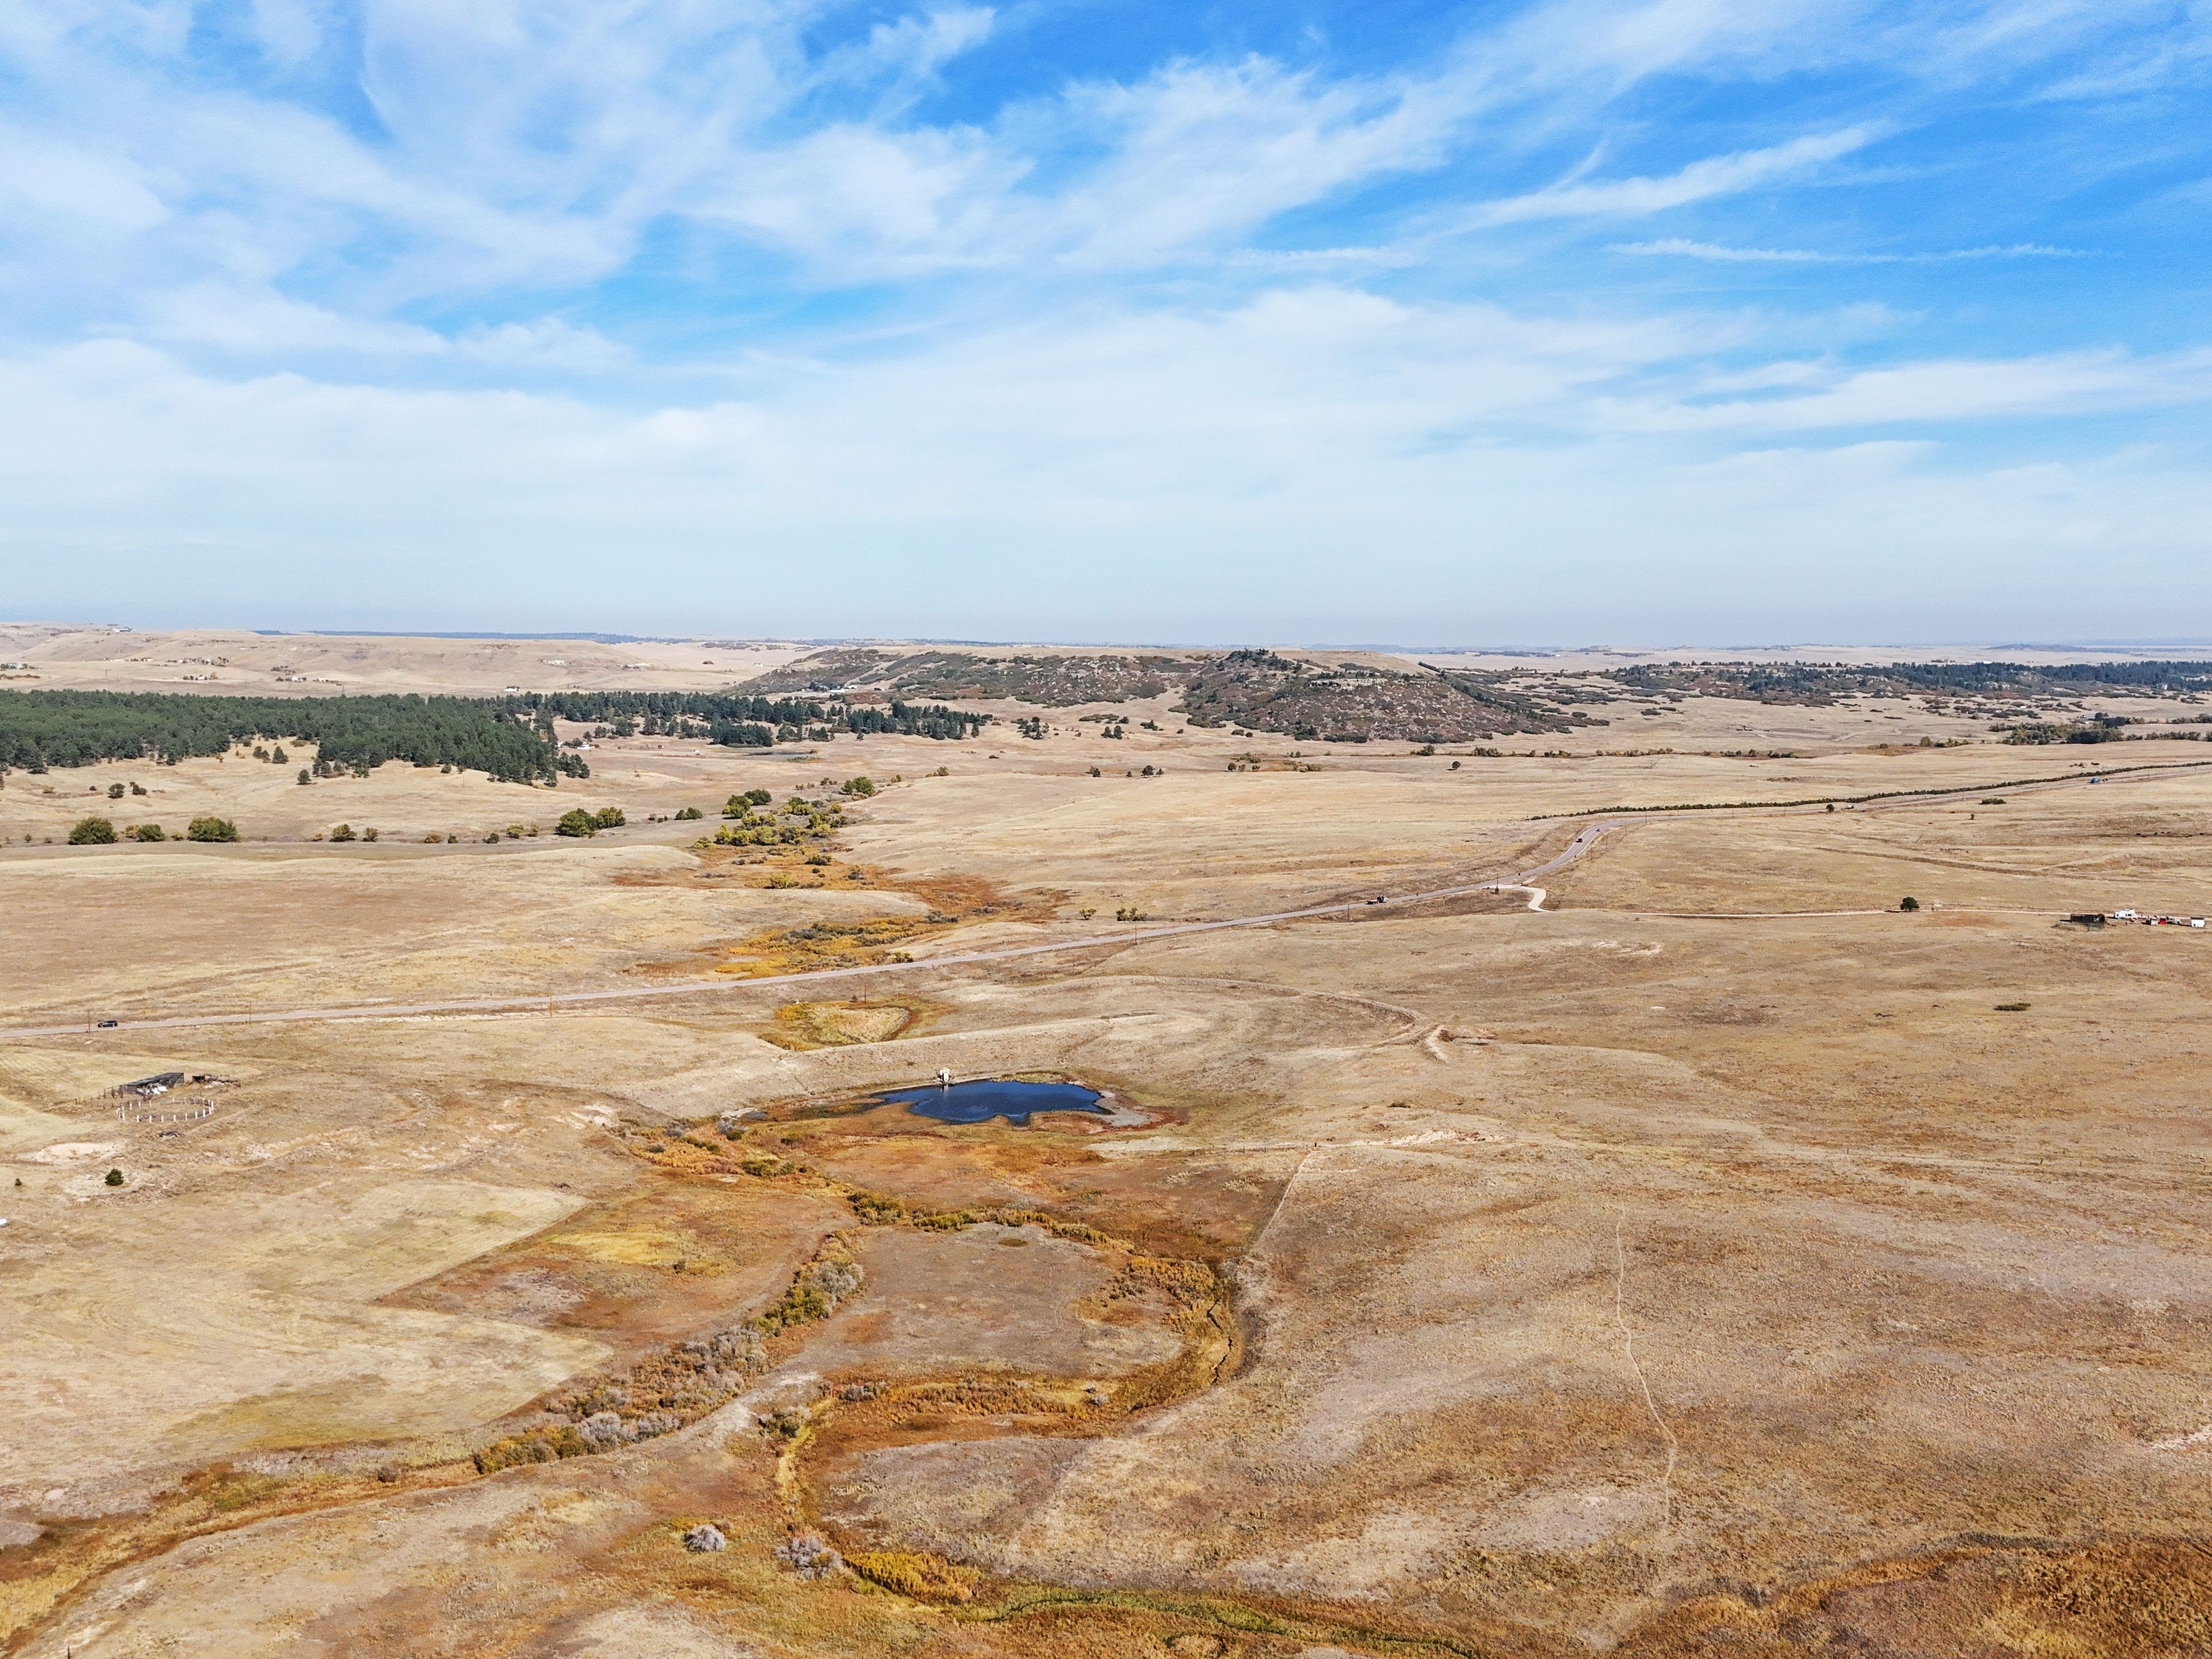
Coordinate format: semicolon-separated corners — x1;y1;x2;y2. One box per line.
1495;0;1862;89
246;0;328;69
0;0;2209;642
0;0;1925;308
1029;58;1475;268
821;5;995;98
0;0;2179;324
1;300;2208;641
1615;237;2093;261
134;283;449;355
1469;125;1883;226
0;125;169;238
703;123;1022;268
1636;347;2212;430
453;319;632;371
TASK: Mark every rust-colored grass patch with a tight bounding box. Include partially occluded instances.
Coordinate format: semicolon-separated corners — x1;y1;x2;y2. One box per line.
802;1134;1286;1265
711;865;1057;977
846;1547;981;1602
1622;1536;2212;1658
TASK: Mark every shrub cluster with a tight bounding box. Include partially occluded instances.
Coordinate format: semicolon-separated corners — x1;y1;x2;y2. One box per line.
64;814;182;843
474;1422;590;1473
555;805;627;837
754;1255;863;1334
842;1190;1110;1245
474;1322;772;1475
775;1530;843;1578
2001;720;2129;745
709;791;848;848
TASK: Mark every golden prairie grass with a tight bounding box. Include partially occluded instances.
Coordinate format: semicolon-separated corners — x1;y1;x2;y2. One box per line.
845;1548;980;1602
763;1000;916;1050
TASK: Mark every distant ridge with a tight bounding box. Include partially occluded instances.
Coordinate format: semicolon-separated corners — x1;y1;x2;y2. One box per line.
251;630;688;643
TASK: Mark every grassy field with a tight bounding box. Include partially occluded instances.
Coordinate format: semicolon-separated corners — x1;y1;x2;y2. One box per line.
3;640;2210;1658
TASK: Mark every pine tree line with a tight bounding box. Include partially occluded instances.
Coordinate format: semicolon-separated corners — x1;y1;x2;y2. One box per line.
0;691;570;781
515;691;987;743
0;686;989;778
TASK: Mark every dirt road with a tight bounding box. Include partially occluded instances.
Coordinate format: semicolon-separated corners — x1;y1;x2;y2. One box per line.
0;764;2177;1045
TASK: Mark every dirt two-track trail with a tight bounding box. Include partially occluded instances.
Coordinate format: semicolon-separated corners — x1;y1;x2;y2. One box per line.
0;762;2171;1046
9;736;2212;1659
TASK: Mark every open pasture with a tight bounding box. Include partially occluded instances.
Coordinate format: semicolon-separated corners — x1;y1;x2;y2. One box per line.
3;658;2211;1657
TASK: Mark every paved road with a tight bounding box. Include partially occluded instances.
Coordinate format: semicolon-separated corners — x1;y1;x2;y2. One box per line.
0;762;2187;1044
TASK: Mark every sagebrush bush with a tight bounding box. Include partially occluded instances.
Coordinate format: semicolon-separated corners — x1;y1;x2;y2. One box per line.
775;1530;842;1578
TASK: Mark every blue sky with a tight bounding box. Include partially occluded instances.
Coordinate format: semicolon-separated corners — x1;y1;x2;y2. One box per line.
1;0;2208;644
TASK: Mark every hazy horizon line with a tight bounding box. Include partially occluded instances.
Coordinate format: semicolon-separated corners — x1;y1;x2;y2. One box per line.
8;621;2212;659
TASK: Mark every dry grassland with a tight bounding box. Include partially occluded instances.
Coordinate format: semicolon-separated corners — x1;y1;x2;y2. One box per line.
0;843;930;1021
0;624;807;696
3;663;2211;1658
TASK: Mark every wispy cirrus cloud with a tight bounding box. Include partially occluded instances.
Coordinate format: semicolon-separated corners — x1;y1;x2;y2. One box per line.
1465;125;1885;227
0;0;2209;640
1633;347;2212;432
1614;237;2095;262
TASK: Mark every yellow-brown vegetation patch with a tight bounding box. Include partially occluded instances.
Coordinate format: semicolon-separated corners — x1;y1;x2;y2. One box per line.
799;1133;1285;1265
1621;1537;2212;1658
846;1547;981;1602
554;1227;700;1268
0;1459;475;1647
713;917;939;976
763;1000;918;1050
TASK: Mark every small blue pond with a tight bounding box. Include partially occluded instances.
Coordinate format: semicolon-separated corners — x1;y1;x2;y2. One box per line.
885;1079;1106;1126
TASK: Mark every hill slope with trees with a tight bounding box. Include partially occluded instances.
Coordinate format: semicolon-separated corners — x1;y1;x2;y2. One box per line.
0;687;988;778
